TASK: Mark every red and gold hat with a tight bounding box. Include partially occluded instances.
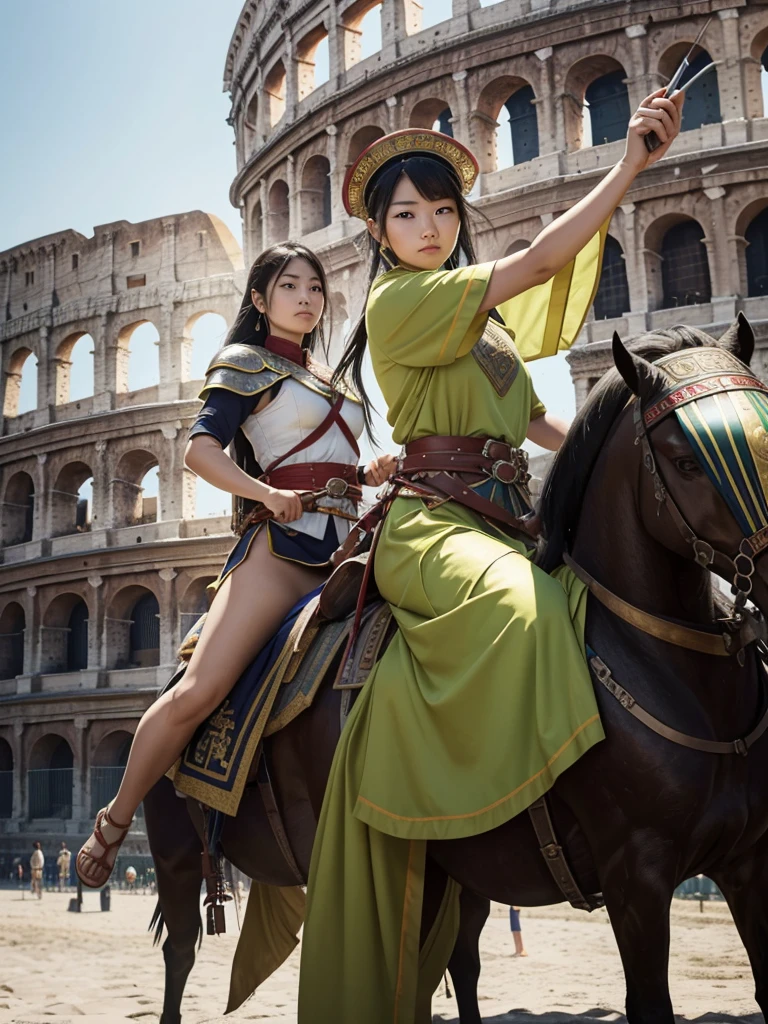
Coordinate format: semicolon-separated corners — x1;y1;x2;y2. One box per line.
342;129;480;221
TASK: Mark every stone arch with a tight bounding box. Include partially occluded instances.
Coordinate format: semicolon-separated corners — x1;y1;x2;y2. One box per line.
4;346;37;417
107;584;161;669
751;30;768;118
244;89;259;157
647;216;712;310
593;236;630;320
250;200;263;256
41;592;90;673
0;602;25;680
564;55;630;150
184;311;229;381
301;155;332;234
347;125;386;167
0;736;12;818
2;470;35;546
264;58;287;127
744;205;768;298
55;331;94;404
119;320;160;393
28;734;73;819
504;240;530;257
179;575;216;640
297;24;330;100
409;98;454;137
112;449;160;528
269;180;290;243
51;460;93;537
343;0;383;68
476;76;538;172
90;729;133;816
658;43;720;131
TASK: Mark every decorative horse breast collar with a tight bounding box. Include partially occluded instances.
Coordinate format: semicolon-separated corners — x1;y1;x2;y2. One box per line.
645;347;768;548
200;344;360;404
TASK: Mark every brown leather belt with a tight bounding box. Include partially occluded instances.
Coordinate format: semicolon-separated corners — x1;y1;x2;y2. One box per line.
394;435;537;536
265;462;362;502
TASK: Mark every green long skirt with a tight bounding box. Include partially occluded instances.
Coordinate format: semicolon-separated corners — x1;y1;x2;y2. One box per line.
298;497;604;1022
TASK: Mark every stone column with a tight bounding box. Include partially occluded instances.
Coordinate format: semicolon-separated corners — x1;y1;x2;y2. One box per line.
643;247;665;312
534;48;557;157
157;302;180;403
71;717;88;827
159;219;177;283
284;29;298;123
24;586;38;676
90;440;109;530
97;231;115;297
259;179;269;251
704;186;736;320
33;453;48;543
157;568;178;665
327;125;346;225
619;204;646;314
157;423;185;522
12;721;23;826
381;0;404;64
385;94;399;132
450;71;471;147
87;575;105;671
36;324;53;422
327;10;344;90
718;9;746;123
287;154;299;239
624;25;654;111
91;314;115;413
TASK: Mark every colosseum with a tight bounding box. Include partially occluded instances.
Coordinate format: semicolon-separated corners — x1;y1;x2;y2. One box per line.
223;0;768;394
2;0;768;878
0;213;244;873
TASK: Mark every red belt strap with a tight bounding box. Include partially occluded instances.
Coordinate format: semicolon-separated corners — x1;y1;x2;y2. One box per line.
266;462;362;502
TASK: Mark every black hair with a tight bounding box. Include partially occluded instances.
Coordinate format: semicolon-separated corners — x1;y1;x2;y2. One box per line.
224;241;330;358
222;242;331;530
332;156;483;437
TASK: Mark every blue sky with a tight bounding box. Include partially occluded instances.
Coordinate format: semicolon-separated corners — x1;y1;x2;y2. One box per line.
1;0;574;515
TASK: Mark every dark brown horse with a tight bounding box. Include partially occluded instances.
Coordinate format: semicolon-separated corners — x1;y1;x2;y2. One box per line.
144;315;768;1024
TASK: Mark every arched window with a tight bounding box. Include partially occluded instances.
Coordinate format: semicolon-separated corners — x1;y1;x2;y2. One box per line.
51;462;93;537
139;467;159;524
679;49;721;130
130;592;160;667
55;333;94;405
301;156;332;234
359;4;382;59
409;99;453;137
127;322;160;392
186;312;228;381
746;208;768;297
0;603;25;680
269;180;290;243
2;471;34;546
504;86;539;164
433;108;453;137
661;221;712;308
348;126;386;166
28;735;73;819
297;28;330;100
585;70;631;146
594;237;630;320
265;60;286;127
0;737;12;818
66;600;89;672
179;576;216;640
112;450;159;528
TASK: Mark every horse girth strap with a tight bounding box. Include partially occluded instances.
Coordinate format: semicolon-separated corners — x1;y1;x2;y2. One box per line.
590;655;768;757
563;553;737;657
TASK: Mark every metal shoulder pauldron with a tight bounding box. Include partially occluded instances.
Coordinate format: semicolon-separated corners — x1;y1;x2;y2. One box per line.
199;344;360;404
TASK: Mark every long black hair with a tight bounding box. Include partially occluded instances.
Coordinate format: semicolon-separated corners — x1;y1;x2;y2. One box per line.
332;157;483;436
224;241;330;358
223;241;331;530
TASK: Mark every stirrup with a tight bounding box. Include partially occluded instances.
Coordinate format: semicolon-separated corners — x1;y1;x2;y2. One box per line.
75;806;133;890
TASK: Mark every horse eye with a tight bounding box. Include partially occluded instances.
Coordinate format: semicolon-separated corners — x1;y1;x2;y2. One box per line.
674;457;699;474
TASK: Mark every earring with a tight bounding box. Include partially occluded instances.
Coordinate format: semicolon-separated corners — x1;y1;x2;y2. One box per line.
254;312;262;332
380;246;399;270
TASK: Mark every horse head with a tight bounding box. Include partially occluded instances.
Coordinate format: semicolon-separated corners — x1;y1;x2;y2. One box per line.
609;312;768;615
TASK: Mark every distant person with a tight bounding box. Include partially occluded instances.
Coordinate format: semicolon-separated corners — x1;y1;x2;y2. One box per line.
57;842;72;891
29;842;44;899
509;906;528;957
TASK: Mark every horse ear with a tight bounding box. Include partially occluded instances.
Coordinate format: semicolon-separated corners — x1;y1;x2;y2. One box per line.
612;332;667;399
717;312;755;366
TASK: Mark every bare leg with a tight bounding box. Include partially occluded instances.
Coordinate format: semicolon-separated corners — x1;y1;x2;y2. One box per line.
512;929;527;956
77;530;323;884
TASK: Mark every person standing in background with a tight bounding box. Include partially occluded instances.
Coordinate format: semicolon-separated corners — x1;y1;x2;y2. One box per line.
29;842;44;899
57;842;71;891
509;906;528;957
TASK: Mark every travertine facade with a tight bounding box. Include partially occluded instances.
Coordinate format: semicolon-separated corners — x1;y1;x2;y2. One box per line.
223;0;768;389
0;213;244;865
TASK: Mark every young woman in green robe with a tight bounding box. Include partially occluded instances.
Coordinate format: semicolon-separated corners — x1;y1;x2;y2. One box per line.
298;88;685;1022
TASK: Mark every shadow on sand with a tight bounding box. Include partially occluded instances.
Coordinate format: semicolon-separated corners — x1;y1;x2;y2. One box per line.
434;1010;764;1024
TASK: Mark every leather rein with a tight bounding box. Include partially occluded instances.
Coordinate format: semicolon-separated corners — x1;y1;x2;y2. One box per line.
565;395;768;757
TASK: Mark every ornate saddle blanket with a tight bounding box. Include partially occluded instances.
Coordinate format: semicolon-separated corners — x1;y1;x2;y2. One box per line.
166;592;395;815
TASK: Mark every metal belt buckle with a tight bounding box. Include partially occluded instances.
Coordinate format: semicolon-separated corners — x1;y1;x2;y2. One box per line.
491;460;519;484
482;438;507;460
326;477;349;498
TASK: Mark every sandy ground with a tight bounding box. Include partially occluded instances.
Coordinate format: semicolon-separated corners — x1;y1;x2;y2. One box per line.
0;888;761;1024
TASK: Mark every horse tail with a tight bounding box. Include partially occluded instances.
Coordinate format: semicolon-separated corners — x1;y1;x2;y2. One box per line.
149;901;165;946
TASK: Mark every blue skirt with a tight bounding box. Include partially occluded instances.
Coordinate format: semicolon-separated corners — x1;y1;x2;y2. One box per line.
211;516;339;593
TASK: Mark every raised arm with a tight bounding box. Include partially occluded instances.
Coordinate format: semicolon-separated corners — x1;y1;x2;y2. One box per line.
480;89;684;313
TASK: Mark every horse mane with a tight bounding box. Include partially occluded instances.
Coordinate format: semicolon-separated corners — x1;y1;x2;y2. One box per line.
536;325;722;573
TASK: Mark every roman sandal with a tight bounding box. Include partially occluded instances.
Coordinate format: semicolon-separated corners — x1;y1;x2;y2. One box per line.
76;805;133;888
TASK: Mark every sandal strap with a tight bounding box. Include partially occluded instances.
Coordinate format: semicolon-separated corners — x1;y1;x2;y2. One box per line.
103;805;133;832
92;808;131;853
